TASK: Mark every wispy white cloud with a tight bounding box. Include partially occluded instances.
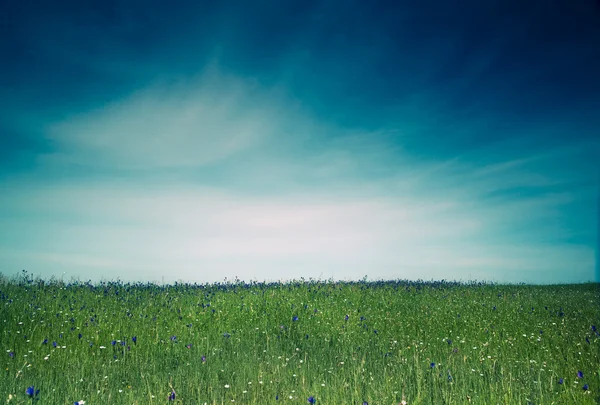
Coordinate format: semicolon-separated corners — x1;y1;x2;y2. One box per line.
40;63;303;170
1;65;597;285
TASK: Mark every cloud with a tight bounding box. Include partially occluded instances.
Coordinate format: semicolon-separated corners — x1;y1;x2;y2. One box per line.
1;59;597;285
40;64;300;170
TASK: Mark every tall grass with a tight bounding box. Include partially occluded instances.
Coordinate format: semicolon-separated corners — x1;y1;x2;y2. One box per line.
1;271;598;404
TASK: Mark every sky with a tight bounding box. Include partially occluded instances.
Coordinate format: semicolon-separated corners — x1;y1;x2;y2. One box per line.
1;0;599;285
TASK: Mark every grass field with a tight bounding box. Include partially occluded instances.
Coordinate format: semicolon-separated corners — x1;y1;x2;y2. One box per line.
1;271;599;404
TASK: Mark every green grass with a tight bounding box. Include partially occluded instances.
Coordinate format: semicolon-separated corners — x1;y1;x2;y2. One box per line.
1;272;599;404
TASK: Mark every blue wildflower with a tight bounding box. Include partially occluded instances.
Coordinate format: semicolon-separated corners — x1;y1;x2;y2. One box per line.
168;390;176;401
26;386;39;397
292;316;299;322
592;325;597;332
111;340;116;346
202;355;206;363
78;333;82;339
42;339;48;345
52;341;57;348
308;396;316;404
132;336;137;344
430;362;435;368
345;314;349;321
558;378;564;384
577;371;584;379
9;351;14;358
170;336;177;341
363;402;368;405
276;394;279;400
583;384;589;391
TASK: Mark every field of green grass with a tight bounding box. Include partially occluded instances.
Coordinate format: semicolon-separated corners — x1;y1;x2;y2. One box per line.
1;272;599;404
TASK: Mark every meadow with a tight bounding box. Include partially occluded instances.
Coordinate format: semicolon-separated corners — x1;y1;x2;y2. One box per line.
1;271;598;405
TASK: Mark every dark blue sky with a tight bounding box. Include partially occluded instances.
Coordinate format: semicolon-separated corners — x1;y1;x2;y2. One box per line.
1;0;599;283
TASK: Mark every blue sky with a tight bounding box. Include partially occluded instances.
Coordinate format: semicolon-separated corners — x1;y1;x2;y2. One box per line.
1;0;599;284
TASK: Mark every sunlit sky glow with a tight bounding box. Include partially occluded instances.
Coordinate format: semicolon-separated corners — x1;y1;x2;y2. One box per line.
1;1;599;284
